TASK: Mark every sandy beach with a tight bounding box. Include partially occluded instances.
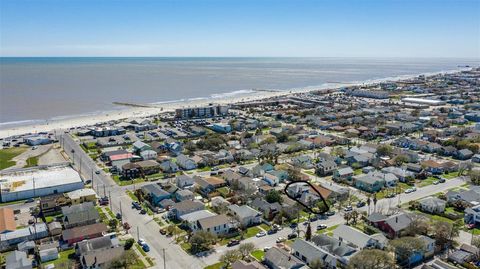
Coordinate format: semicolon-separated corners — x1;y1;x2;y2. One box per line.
0;90;290;139
0;67;470;140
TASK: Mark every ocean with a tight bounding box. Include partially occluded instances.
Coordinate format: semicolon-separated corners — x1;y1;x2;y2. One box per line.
0;57;478;126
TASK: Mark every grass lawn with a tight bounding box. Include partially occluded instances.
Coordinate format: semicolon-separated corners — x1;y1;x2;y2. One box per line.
259;223;271;231
112;175;145;186
25;156;39;167
180;242;192;253
418;176;438;187
354;168;363;175
154;217;165;227
244;226;262;238
250;249;265;261
316;224;339;235
204;262;226;269
126;190;139;202
197;166;212;172
471;228;480;235
0;147;27;170
219;226;262;246
217;187;230;197
104;207;116;219
443;171;459;179
135;243;147;257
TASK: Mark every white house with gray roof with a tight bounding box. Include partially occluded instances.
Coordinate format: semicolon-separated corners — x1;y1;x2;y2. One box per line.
332;224;387;250
228;205;262;227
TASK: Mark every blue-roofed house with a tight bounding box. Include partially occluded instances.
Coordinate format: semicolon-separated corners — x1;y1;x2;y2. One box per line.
141;184;171;207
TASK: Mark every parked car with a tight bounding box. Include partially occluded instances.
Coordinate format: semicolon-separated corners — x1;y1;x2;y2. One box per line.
116;213;122;220
287;233;297;240
256;231;266;238
159;229;166;235
325;211;335;216
439;178;446;183
344;206;353;212
267;229;277;235
276;237;286;243
289;223;298;229
138;238;146;246
227;240;241;247
142;244;150;252
356;201;366;208
317;224;327;230
140;209;147;215
132;202;141;210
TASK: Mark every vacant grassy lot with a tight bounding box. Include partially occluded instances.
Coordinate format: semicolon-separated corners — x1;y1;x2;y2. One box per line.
0;147;27;170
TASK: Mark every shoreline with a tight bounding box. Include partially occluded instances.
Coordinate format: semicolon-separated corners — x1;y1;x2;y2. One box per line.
0;67;471;139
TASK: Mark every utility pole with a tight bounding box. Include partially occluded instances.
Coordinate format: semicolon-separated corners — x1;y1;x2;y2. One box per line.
91;169;94;189
109;191;112;210
163;248;166;269
137;226;140;241
103;185;106;198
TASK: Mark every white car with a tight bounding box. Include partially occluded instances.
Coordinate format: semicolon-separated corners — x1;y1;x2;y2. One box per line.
138;238;146;246
276;237;286;243
256;231;266;237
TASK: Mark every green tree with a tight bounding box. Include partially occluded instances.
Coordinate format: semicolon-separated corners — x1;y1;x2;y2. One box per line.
348;249;395;269
309;258;325;269
124;238;135;250
219;249;242;267
390;237;425;266
238;243;255;259
266;190;283;204
108;218;118;231
377;145;393;157
189;231;217;254
469;169;480;185
305;223;312;241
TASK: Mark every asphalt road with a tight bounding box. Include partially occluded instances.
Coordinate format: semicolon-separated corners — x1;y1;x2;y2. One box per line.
59;134;206;269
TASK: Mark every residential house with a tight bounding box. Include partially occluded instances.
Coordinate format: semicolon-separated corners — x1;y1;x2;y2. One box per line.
136;160;161;175
65;189;97;205
419;197;446;214
446;186;480;206
0;223;48;251
421;160;444;175
159;159;179;173
179;210;216;231
292;236;352;269
264;247;306;269
231;260;266;269
0;208;16;234
454;149;474;160
62;202;99;229
170;200;205;219
39;194;68;217
195;176;226;196
381;166;414;183
448;244;479;265
464;204;480;226
333;167;354;184
141;184;171;207
291;155;314;169
196;214;238;236
175;189;194;202
370;212;412;238
132;140;152;153
140;150;157;161
176;174;195;189
332;224;387;250
228;205;262;227
62;223;108;245
315;159;337;176
6;251;32;269
78;236;124;269
250;198;282;220
38;244;59;263
354;172;386;193
176;154;197;170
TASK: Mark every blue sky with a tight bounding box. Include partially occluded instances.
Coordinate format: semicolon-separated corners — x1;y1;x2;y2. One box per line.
0;0;479;57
